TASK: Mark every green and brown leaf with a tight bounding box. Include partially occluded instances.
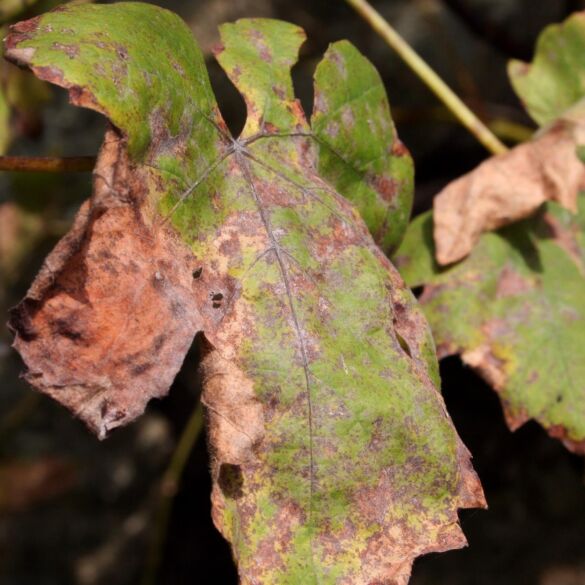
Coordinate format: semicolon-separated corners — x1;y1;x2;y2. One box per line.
395;199;585;455
433;10;585;267
397;9;585;456
5;3;483;583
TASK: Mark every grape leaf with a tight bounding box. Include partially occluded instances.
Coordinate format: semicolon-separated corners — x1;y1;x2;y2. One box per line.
509;11;585;126
395;199;585;455
433;10;585;266
399;9;585;455
6;3;484;583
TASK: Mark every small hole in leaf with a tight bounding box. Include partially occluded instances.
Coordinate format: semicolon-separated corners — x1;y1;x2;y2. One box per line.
192;267;203;279
218;463;243;499
396;332;412;358
211;292;224;309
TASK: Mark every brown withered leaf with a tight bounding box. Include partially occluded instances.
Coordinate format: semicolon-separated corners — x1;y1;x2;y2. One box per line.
6;4;484;583
434;119;585;265
9;132;206;438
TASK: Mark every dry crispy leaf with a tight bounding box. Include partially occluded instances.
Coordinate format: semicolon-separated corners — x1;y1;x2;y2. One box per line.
6;4;484;582
9;132;206;438
433;119;585;265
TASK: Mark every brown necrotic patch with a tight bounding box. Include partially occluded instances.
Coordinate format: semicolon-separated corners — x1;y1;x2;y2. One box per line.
8;129;205;437
496;265;534;298
51;42;79;59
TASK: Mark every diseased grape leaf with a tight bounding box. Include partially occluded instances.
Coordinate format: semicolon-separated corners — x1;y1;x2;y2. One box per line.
434;10;585;266
395;198;585;455
5;3;484;583
509;11;585;127
310;39;414;254
396;9;585;456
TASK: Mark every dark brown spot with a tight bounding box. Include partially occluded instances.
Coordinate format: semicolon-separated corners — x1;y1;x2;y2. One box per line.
116;46;128;61
52;42;79;59
132;362;153;376
152;272;164;289
153;334;166;352
51;317;84;342
262;121;278;134
391;139;409;157
272;85;286;99
370;174;397;204
9;15;41;39
496;266;533;298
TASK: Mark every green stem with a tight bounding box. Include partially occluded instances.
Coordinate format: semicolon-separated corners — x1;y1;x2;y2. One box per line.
344;0;509;156
0;156;95;173
142;402;204;585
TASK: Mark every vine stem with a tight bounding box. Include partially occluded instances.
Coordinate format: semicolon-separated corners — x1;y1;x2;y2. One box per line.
142;401;204;585
0;156;95;172
344;0;509;156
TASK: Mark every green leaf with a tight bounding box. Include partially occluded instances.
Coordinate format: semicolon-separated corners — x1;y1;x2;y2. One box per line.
215;21;414;253
6;4;483;583
395;200;585;455
312;40;414;253
215;18;309;137
509;11;585;126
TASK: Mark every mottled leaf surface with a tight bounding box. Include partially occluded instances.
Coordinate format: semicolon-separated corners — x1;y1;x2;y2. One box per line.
6;4;483;583
509;11;585;126
395;200;585;455
214;21;414;254
311;40;414;253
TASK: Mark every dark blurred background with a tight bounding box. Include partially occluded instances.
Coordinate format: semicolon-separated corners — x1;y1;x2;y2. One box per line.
1;1;584;584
